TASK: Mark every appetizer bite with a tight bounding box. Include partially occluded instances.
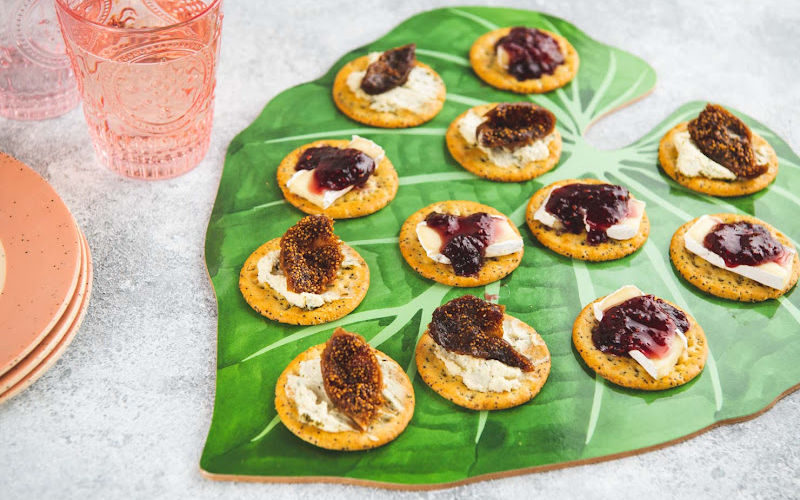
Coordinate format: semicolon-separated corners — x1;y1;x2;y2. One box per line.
526;179;649;261
658;104;778;197
275;328;415;450
446;102;562;182
415;296;550;410
670;213;799;302
276;136;398;219
399;201;524;287
333;43;446;128
470;26;579;94
573;285;707;390
239;215;369;325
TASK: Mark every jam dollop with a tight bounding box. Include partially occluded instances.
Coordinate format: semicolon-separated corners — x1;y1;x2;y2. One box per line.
280;215;343;294
592;295;688;359
295;146;375;193
360;44;416;95
703;221;787;268
495;27;565;81
476;102;556;150
544;183;631;245
429;295;534;371
321;328;384;430
688;104;764;178
425;212;498;276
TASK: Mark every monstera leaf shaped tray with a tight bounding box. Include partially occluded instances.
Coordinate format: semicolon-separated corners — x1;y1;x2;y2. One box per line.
201;6;800;489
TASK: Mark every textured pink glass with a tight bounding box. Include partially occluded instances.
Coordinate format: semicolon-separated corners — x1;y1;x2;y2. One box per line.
0;0;80;120
55;0;223;179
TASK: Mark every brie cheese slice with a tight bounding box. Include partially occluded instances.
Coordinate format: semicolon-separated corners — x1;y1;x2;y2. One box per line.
533;187;646;241
415;215;523;265
683;215;794;290
285;136;384;209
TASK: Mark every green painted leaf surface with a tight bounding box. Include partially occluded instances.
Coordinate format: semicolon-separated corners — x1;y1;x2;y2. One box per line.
201;6;800;487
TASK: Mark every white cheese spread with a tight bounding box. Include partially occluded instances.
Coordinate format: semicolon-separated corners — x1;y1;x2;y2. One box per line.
256;248;360;309
457;109;555;168
432;317;547;393
683;215;794;290
415;214;523;265
346;52;441;114
286;355;407;433
533;186;646;241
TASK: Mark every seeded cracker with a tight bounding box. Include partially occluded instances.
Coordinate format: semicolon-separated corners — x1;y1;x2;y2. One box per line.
277;139;399;219
572;294;707;390
526;179;650;261
659;121;778;197
239;218;369;325
470;27;579;94
415;311;550;411
670;213;800;302
446;103;563;182
332;54;446;128
275;338;415;451
399;200;523;287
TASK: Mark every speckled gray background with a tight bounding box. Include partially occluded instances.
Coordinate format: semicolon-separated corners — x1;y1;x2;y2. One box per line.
1;1;799;498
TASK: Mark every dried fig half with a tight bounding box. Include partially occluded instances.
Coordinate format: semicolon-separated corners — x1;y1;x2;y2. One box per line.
360;44;416;95
279;215;343;294
688;104;765;178
477;102;556;150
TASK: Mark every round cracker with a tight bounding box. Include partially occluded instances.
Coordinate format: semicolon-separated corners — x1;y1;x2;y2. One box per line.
469;27;579;94
332;56;446;128
658;122;779;197
669;213;800;302
399;200;523;287
572;296;707;391
526;179;650;261
415;314;550;410
445;104;563;182
239;238;369;325
276;139;399;219
275;343;415;451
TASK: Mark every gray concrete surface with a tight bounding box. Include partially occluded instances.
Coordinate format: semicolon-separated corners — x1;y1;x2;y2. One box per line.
1;1;799;498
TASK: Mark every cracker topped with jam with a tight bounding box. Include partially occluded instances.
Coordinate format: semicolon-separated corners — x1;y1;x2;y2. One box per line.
526;178;649;261
658;103;779;197
399;200;524;287
275;328;415;450
277;136;398;219
572;285;707;390
470;26;579;94
415;295;550;410
333;43;446;128
446;102;563;182
239;215;369;325
670;213;800;302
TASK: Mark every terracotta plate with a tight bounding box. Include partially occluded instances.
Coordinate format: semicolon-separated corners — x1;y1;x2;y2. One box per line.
0;228;89;393
0;153;82;376
0;231;92;404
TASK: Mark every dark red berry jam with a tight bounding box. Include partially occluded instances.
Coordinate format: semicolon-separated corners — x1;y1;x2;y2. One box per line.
476;102;556;150
360;44;416;95
425;212;499;276
495;27;565;81
703;221;787;268
545;183;631;245
429;295;534;371
295;146;375;193
592;295;688;359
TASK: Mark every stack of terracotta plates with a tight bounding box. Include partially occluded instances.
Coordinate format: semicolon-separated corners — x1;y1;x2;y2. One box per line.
0;152;92;403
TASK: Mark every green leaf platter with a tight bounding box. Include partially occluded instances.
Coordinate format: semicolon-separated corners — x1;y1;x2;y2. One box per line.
200;6;800;489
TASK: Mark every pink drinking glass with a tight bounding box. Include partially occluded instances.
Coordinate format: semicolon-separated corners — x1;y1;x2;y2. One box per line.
54;0;223;179
0;0;80;120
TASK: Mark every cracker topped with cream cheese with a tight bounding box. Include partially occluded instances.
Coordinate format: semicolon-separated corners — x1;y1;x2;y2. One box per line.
415;295;550;410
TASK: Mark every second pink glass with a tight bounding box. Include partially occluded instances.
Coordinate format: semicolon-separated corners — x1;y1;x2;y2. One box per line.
55;0;224;179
